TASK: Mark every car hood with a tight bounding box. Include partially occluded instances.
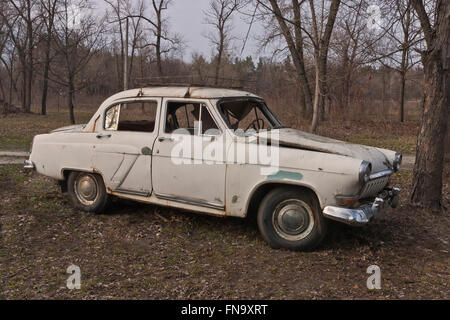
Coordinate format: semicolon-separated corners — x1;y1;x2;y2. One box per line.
51;124;86;133
257;128;394;173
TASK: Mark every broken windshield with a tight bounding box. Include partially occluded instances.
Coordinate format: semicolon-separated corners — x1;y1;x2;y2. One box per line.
216;98;284;133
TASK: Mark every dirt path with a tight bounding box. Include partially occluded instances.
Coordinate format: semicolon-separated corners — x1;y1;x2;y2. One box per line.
402;155;415;170
0;151;30;164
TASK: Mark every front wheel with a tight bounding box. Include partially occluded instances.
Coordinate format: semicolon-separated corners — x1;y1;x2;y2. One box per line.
67;171;108;213
257;187;327;251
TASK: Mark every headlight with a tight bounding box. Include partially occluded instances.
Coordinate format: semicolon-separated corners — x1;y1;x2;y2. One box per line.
393;153;402;172
359;161;372;185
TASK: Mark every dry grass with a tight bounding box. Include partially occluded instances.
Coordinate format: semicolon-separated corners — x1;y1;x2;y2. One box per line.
0;109;95;151
1;163;448;299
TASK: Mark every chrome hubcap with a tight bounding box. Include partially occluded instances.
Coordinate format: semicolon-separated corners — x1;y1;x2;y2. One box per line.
272;199;314;241
75;174;98;205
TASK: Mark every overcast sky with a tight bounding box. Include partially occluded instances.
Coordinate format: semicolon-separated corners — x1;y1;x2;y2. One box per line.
95;0;265;62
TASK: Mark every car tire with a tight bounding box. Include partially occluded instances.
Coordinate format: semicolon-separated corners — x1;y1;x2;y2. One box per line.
67;171;108;213
257;187;327;251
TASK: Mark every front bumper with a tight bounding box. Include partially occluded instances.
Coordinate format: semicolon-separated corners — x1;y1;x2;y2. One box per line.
323;187;400;225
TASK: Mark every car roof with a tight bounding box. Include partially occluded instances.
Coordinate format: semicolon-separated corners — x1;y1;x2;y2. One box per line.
84;87;262;132
109;86;261;100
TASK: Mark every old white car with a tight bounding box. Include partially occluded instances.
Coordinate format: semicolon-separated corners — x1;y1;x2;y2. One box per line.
24;86;401;250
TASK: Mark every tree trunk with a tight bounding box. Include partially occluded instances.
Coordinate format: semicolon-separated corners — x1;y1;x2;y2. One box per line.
292;0;313;118
381;70;386;113
41;46;51;116
41;1;55;116
298;83;307;117
309;0;341;133
156;12;163;77
310;64;320;133
68;81;75;124
21;67;27;112
410;0;449;210
269;0;314;119
399;71;406;122
25;5;33;114
156;37;162;77
411;55;448;210
215;40;224;86
0;74;5;102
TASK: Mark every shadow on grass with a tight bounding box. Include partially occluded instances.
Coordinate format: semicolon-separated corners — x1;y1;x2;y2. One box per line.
97;195;410;252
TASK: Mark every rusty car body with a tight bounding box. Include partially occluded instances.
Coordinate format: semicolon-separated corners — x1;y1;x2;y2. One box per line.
24;87;402;250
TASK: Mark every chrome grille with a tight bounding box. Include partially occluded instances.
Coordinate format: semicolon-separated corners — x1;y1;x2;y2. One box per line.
360;176;390;198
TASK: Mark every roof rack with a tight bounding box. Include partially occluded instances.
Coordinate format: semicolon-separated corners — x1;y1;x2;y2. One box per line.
132;75;256;91
134;82;245;90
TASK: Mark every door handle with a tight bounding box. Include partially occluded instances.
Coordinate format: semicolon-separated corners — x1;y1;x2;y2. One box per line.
96;133;112;139
158;137;174;142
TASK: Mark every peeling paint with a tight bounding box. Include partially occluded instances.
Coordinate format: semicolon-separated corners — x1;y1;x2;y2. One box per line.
141;147;152;155
267;170;303;181
232;195;239;203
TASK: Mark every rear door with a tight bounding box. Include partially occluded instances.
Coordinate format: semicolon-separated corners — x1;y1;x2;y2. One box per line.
92;98;161;196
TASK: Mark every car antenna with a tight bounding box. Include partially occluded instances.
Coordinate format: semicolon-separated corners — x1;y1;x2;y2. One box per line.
137;87;144;97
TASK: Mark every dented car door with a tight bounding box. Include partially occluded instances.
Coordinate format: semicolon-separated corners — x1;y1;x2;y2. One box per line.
92;98;161;196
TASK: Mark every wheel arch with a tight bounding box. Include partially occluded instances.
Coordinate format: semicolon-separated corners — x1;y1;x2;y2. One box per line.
244;181;322;220
60;168;107;193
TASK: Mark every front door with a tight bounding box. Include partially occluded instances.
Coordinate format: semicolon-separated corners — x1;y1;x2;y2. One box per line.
92;98;161;196
152;98;227;208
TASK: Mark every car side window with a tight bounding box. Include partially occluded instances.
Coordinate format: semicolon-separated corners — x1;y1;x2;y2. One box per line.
165;102;220;135
104;101;158;132
105;105;120;131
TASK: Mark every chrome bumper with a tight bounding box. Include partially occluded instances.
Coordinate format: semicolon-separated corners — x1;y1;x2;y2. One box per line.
24;160;35;169
323;187;400;225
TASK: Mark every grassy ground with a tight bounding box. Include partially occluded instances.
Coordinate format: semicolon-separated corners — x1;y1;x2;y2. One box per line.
0;109;95;151
1;163;448;299
1;109;448;299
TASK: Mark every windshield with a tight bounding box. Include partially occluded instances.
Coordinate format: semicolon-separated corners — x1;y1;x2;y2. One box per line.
217;98;284;132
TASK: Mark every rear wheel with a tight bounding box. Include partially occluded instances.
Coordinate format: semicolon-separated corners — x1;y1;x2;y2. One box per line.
68;171;108;213
257;187;327;251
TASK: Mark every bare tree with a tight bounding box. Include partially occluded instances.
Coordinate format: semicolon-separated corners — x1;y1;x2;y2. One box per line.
261;0;341;132
379;0;422;122
259;0;314;118
410;0;449;210
307;0;341;132
0;15;8;105
50;0;105;124
204;0;241;85
332;0;370;110
104;0;126;89
0;34;20;113
131;0;182;77
1;0;41;113
108;0;181;80
104;0;148;89
150;0;169;77
39;0;59;115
